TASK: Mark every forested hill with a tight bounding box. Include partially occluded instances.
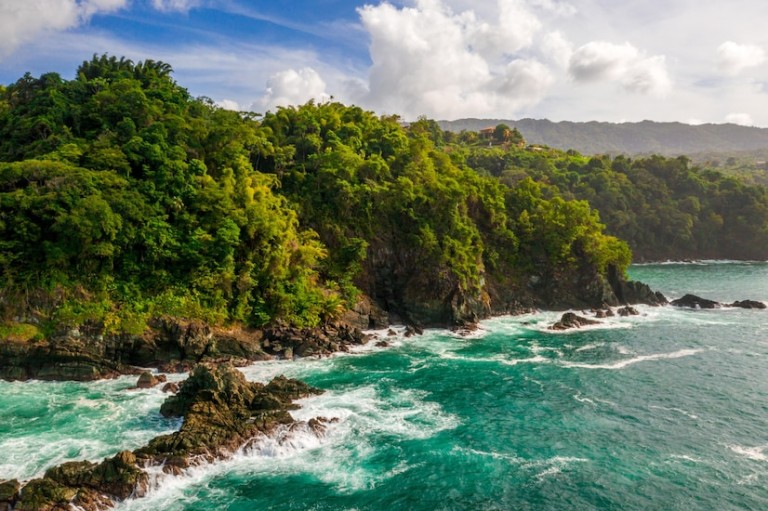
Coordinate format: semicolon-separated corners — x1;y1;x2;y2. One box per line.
1;55;766;336
438;118;768;156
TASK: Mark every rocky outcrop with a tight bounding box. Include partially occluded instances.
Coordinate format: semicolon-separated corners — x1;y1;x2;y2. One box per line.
261;321;368;359
670;294;720;309
9;363;324;510
608;266;668;306
729;300;767;309
549;312;600;331
617;306;640;317
670;295;767;310
340;295;389;330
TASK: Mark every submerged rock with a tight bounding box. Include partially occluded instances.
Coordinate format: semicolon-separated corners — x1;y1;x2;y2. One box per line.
670;294;720;309
549;312;601;331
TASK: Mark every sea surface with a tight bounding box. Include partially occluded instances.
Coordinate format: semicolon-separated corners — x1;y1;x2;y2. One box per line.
2;262;768;510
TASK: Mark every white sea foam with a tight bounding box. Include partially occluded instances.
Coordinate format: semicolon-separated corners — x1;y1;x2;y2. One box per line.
0;376;180;481
116;384;458;510
729;445;768;461
650;405;699;420
560;348;706;370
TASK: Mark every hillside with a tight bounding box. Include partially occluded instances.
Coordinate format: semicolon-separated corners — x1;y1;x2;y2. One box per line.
438;119;768;157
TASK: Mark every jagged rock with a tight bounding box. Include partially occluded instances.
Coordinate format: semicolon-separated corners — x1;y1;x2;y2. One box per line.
0;479;19;511
340;295;390;330
608;267;667;306
375;340;390;348
671;294;720;309
14;478;76;511
549;312;600;331
594;309;607;318
617;306;640;316
729;300;767;309
135;371;166;389
387;329;397;336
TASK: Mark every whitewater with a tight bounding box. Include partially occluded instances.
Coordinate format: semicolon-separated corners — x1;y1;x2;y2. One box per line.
2;261;768;510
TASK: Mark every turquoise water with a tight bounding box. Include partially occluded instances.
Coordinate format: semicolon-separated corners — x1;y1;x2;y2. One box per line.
3;262;768;510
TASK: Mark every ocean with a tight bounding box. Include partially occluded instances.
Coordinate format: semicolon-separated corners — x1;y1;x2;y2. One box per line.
2;262;768;510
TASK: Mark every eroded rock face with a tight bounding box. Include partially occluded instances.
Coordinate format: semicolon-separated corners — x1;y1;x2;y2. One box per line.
13;363;323;511
549;312;601;331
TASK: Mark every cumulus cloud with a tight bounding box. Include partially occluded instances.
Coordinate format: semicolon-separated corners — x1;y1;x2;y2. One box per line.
568;41;672;96
725;113;754;126
356;0;554;119
0;0;127;58
540;31;572;69
716;41;766;75
255;67;330;111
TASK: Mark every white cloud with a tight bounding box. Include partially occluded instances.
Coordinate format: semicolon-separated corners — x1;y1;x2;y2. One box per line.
0;0;127;58
216;99;240;111
716;41;766;75
725;112;754;126
151;0;200;13
540;31;572;69
568;41;672;96
255;67;330;111
356;0;554;119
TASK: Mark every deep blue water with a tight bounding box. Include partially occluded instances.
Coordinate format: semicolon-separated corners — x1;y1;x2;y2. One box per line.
2;262;768;510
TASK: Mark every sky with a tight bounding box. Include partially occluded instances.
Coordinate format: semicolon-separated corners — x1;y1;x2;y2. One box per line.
1;0;767;126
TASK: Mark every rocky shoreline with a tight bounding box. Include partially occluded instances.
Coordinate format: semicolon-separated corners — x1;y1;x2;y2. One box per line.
1;363;327;511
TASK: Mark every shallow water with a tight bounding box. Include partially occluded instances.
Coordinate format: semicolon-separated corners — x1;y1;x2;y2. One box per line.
3;262;768;510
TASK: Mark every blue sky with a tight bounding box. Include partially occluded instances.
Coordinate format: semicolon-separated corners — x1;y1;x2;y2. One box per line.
1;0;767;126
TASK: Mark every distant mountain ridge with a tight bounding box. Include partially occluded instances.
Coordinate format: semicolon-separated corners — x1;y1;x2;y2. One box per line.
438;118;768;156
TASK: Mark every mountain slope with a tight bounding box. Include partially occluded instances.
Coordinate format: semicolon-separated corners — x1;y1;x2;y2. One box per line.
438;119;768;156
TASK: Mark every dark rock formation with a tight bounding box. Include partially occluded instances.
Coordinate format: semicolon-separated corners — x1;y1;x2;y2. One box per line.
12;363;323;510
670;294;720;309
617;306;640;316
261;321;368;359
549;312;601;331
340;295;389;330
608;266;668;306
0;317;270;382
729;300;767;309
0;480;19;511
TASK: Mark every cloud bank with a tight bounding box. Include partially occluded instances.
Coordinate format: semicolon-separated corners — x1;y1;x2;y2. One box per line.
0;0;127;57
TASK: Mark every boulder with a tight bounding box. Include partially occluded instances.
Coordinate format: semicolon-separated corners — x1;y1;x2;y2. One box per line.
549;312;600;331
617;306;640;316
729;300;767;309
0;479;19;511
161;381;180;393
670;294;720;309
135;371;166;389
